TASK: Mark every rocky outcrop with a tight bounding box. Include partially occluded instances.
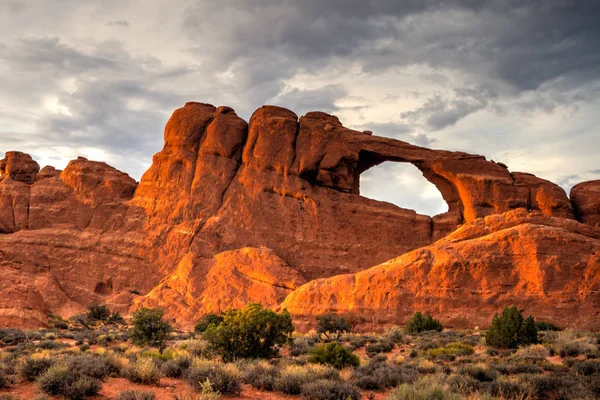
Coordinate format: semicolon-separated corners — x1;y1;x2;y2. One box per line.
571;180;600;227
0;102;595;329
281;209;600;331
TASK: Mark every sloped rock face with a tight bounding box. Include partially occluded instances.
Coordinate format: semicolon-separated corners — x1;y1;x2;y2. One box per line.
281;209;600;331
571;180;600;227
0;102;595;330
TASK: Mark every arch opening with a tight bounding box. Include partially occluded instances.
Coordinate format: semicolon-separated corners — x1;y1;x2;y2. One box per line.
359;161;449;217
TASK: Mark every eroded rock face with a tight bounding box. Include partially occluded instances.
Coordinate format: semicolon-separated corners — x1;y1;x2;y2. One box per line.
281;209;600;331
0;103;595;329
571;180;600;227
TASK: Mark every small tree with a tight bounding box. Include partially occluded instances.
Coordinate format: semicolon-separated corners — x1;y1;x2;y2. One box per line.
129;307;172;350
405;312;443;334
194;313;224;333
316;314;352;340
485;306;538;348
204;303;294;362
87;304;111;323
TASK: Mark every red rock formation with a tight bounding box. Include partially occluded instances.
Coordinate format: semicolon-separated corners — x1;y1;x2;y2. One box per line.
0;103;595;330
571;180;600;227
281;209;600;331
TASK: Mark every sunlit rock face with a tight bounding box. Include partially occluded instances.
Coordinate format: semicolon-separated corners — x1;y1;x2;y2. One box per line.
281;209;600;331
0;102;595;330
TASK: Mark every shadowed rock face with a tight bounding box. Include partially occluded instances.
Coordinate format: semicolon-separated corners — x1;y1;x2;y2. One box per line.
0;102;596;329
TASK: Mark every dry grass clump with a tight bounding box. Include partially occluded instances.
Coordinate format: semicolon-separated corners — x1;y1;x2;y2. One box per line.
124;357;162;385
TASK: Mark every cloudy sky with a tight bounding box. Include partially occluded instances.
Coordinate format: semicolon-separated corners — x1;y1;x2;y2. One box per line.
1;0;599;216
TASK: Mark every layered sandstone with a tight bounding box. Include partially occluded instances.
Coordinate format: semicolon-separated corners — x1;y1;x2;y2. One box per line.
281;209;600;331
571;180;600;227
0;102;596;330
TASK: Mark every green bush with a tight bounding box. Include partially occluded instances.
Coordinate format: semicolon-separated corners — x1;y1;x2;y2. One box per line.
116;390;156;400
405;312;443;334
185;360;241;395
300;379;361;400
485;306;538;348
427;342;474;358
308;343;360;369
204;303;294;362
129;307;172;349
536;321;559;331
194;313;224;333
316;315;351;340
87;304;111;322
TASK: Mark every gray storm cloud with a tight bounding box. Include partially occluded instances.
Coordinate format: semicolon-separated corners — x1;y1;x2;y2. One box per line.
0;0;599;216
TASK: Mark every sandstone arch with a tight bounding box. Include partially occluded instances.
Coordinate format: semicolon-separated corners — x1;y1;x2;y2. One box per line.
0;102;589;329
356;157;449;217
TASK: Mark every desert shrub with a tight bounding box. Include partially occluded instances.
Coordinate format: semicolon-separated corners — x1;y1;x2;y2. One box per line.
68;354;115;379
385;326;406;343
124;358;162;385
522;372;578;399
479;379;531;400
63;375;102;400
106;311;126;325
185;359;241;395
347;335;367;350
274;365;312;395
427;342;474;359
388;382;460;400
513;343;549;361
491;362;542;375
194;313;224;333
180;339;210;358
116;390;156;400
445;374;478;395
300;379;361;400
459;364;498;382
573;360;600;376
240;361;279;390
316;314;352;340
553;329;596;357
87;304;111;322
20;356;55;381
162;356;191;378
38;363;101;399
37;339;64;350
204;303;294;362
273;364;339;395
0;329;27;346
129;307;172;349
366;338;395;356
79;343;90;352
352;360;418;390
0;369;11;388
485;306;538;348
405;312;443;334
535;321;559;331
308;343;359;369
291;337;310;356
